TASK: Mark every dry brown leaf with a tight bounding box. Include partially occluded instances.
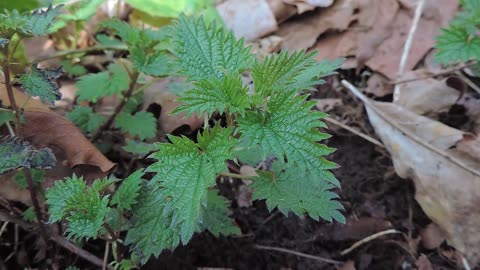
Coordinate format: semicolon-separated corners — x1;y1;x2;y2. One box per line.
344;80;480;264
217;0;278;41
1;83;115;175
310;0;457;77
315;98;343;112
394;75;460;115
365;73;393;97
331;217;393;241
275;0;360;50
282;0;316;14
0;81;116;204
142;77;204;136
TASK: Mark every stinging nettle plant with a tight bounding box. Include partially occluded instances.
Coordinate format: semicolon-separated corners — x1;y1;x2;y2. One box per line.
1;5;345;268
434;0;480;64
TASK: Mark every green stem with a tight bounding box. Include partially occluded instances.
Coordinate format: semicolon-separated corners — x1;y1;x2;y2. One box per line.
90;71;140;142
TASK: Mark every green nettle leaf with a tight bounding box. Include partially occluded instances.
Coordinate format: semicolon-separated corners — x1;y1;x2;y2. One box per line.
26;4;63;36
125;185;180;263
0;9;29;37
19;64;62;105
435;0;480;64
61;60;87;77
0;111;14;126
170;14;254;81
46;175;110;240
202;190;240;237
14;169;45;189
146;125;237;243
114;111;157;140
290;58;346;91
252;50;317;96
101;19;141;45
76;63;131;102
252;161;345;223
111;170;144;210
0;136;56;174
23;207;36;222
66;106;105;133
122;139;158;155
130;49;177;77
236;91;339;186
435;26;480;64
174;73;250;117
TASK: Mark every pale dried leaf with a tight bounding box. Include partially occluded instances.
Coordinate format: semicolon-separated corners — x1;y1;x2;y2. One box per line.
217;0;278;41
362;98;480;264
420;223;446;250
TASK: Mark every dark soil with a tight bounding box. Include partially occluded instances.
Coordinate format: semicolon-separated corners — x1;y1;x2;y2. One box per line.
145;133;452;270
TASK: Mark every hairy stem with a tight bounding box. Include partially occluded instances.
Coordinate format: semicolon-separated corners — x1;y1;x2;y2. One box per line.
90;72;140;142
2;43;50;245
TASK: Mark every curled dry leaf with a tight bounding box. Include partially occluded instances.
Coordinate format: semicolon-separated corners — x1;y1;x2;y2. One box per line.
142;77;204;136
394;74;460;115
343;80;480;264
0;80;116;204
365;73;393;97
315;98;343;112
217;0;278;41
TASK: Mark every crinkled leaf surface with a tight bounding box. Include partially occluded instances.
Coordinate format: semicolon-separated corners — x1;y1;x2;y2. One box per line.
146;125;237;243
111;170;144;210
114;112;157;140
236;91;339;186
19;64;62;105
252;161;344;222
174;73;250;117
202;190;240;236
170;14;253;81
76;63;130;102
66;106;105;133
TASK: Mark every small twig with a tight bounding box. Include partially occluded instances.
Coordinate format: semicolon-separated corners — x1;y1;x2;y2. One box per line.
0;222;8;238
35;45;128;62
0;210;110;269
393;0;426;101
103;223;118;242
461;255;472;270
324;116;384;148
218;172;254;179
340;229;401;255
389;62;476;85
24;169;50;243
254;244;344;265
102;241;110;270
455;71;480;94
90;71;140;142
342;79;480;177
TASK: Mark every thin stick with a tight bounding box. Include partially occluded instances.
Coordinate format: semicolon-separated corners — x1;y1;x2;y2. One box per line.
461;255;472;270
389;62;476;85
340;229;401;255
393;0;426;101
102;241;110;270
455;71;480;94
342;79;480;177
0;210;110;269
254;244;344;265
324;117;384;148
0;221;8;238
90;71;140;142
